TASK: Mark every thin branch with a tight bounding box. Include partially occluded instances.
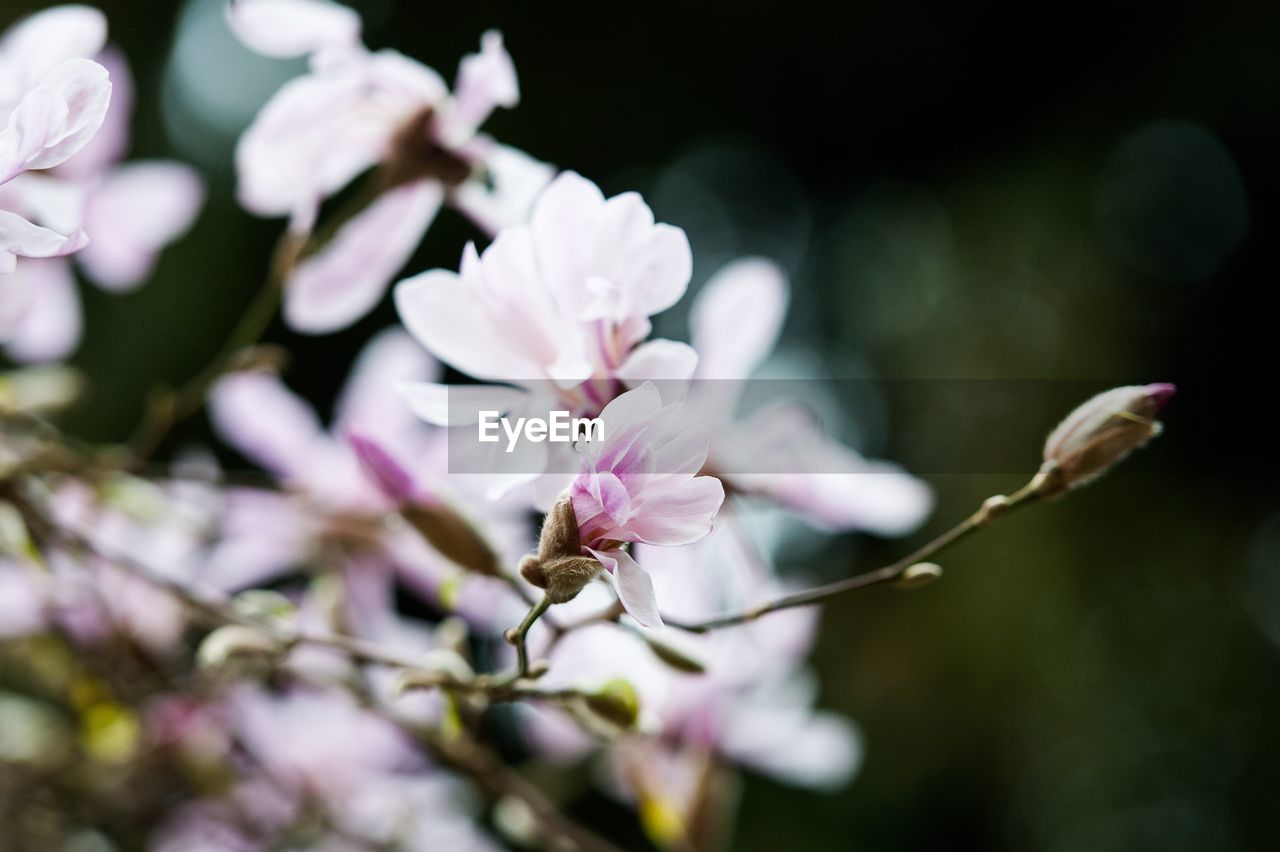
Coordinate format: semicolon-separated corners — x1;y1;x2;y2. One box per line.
663;473;1052;633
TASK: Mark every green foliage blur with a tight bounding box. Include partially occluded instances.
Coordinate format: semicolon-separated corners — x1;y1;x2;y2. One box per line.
5;0;1278;848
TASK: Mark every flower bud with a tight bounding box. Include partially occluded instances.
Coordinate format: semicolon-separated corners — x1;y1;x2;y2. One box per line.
518;495;601;603
349;431;420;506
196;625;283;670
581;678;640;730
1039;383;1175;495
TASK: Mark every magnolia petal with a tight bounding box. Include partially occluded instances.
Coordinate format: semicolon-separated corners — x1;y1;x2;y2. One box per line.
77;161;204;291
616;338;698;389
225;0;361;59
284;180;442;334
589;548;663;628
0;209;87;264
451;143;554;235
1;258;81;362
334;327;440;435
691;257;788;379
397;381;528;427
623;475;725;547
0;5;107;90
208;372;327;481
0;58;111;183
444;30;518;143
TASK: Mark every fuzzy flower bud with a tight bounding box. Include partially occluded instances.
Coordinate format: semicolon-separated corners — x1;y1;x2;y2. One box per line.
518;494;601;603
1039;383;1175;495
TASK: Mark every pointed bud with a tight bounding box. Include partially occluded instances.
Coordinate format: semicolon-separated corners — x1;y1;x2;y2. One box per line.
897;562;943;589
348;431;420;506
518;495;601;603
582;678;640;730
631;627;706;674
196;626;282;669
1039;383;1175;495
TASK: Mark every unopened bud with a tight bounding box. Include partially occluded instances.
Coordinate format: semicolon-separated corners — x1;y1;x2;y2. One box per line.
1039;383;1175;495
582;678;640;730
196;626;282;669
518;495;601;603
628;626;706;673
897;562;943;589
349;432;420;507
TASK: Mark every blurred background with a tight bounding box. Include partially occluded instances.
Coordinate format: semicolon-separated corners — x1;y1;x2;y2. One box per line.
5;0;1280;848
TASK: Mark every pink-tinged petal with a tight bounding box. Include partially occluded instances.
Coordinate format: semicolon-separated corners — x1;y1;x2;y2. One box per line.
692;257;788;379
0;210;86;265
0;6;106;91
623;475;724;546
723;405;933;536
283;180;442;333
334;327;439;435
225;0;361;59
450;143;554;235
444;30;518;143
77;161;204;291
200;490;310;590
397;381;528;427
528;171;607;311
634;222;693;317
208;372;327;481
589;548;663;628
652;424;712;477
616;338;698;388
592;381;664;452
1;258;81;362
395;235;590;383
347;431;417;505
722;700;862;790
234;68;395;221
57;47;132;178
0;59;111;183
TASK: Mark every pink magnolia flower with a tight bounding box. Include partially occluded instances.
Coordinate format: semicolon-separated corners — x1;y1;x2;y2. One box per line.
0;10;203;362
394;172;696;497
0;6;111;272
563;382;724;627
687;257;933;535
527;520;860;824
206;329;529;634
230;0;553;333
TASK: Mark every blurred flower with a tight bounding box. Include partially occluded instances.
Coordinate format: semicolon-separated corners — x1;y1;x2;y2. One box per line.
519;382;724;626
687;257;933;536
230;0;553;332
0;8;203;362
527;519;860;842
206;329;529;634
0;6;111;272
395;172;695;499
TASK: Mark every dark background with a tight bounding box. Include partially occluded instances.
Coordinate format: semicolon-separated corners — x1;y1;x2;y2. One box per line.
7;0;1280;848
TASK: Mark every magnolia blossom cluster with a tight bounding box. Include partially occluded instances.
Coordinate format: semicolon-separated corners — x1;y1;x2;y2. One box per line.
0;1;940;849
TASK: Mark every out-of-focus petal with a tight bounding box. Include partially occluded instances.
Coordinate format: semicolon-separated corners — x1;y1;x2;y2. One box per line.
444;30;518;144
450;143;554;235
225;0;361;59
589;547;663;628
335;327;439;436
691;257;788;379
0;58;111;183
234;68;394;222
616;338;698;387
57;46;132;178
77;160;204;290
283;179;442;333
0;257;82;362
397;381;528;427
0;6;107;96
0;209;86;267
722;698;862;790
723;403;933;536
209;371;327;481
